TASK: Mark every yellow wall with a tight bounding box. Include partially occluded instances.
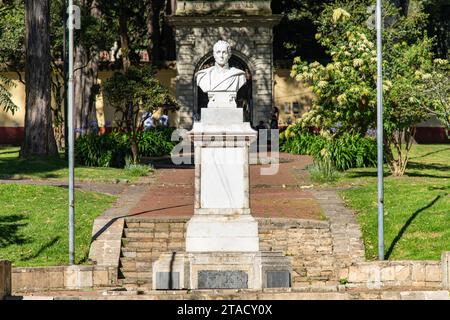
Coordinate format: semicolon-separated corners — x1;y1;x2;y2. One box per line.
273;68;314;126
0;72;26;127
2;68;310;129
97;69;177;128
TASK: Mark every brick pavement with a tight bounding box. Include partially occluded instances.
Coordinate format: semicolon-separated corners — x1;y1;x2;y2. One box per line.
128;153;323;220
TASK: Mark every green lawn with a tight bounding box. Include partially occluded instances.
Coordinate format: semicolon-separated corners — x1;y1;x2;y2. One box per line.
337;144;450;260
0;146;150;183
0;184;116;267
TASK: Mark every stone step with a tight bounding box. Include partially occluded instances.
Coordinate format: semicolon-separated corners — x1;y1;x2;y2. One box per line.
123;228;156;238
119;257;153;267
119;261;153;270
122;239;166;249
120;247;177;259
119;269;153;279
123;228;185;238
124;243;185;251
118;277;152;286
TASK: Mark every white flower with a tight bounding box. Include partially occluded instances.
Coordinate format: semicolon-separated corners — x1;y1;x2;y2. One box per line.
317;80;328;88
332;8;351;23
353;58;364;67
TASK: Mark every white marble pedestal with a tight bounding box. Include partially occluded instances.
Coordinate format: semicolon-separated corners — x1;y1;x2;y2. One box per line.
185;106;259;252
152;92;292;290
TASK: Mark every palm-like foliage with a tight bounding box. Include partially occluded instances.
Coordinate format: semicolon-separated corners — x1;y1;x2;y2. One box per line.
0;74;17;115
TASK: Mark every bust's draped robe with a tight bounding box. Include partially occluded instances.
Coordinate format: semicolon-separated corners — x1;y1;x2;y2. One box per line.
196;66;246;93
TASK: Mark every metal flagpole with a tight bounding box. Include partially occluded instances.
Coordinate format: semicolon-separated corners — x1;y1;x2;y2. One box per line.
67;0;75;265
376;0;384;261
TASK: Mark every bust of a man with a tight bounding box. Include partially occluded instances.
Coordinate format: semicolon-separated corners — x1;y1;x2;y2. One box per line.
196;40;246;93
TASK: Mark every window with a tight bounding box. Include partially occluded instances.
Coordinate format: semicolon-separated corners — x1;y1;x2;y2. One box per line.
293;102;300;115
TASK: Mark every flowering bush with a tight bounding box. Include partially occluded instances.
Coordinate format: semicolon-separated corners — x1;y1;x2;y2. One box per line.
290;0;448;176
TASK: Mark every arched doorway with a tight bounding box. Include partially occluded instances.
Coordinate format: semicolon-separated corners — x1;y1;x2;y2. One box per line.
194;54;253;124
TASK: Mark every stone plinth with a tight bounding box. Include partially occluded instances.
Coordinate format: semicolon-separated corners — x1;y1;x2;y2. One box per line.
185;103;258;252
443;251;450;290
152;252;292;290
0;260;11;300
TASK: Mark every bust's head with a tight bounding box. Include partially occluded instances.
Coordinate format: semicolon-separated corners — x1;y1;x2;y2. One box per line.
213;40;231;67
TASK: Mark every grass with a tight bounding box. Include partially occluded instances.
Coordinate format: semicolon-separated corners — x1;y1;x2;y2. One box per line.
0;184;116;267
0;146;152;183
336;144;450;261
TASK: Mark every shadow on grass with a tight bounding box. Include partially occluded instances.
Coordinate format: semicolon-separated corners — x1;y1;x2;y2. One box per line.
344;170;389;178
385;195;441;259
0;214;28;247
20;236;60;261
405;162;450;178
0;155;66;179
409;147;450;160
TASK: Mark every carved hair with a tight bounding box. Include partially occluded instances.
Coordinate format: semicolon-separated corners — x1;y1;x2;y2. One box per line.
213;40;231;54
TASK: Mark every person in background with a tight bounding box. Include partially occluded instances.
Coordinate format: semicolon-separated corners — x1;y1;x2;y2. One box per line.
159;109;169;127
143;111;154;130
270;106;279;129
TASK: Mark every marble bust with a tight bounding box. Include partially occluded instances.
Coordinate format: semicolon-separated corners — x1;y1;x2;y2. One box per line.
196;40;246;93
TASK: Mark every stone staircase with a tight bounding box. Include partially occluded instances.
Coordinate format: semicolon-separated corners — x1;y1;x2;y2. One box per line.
116;216;344;290
117;217;187;289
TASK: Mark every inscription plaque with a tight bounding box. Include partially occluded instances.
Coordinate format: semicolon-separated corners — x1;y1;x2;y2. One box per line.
266;271;291;288
198;270;248;289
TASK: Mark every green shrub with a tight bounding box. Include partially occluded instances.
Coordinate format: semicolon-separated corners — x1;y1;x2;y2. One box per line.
136;128;176;157
281;126;377;171
75;128;176;168
75;133;129;168
124;157;153;177
307;148;341;183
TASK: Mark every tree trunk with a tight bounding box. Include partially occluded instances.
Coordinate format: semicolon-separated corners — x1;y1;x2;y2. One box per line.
146;0;164;65
22;0;58;157
73;44;87;136
73;1;100;138
119;12;130;72
384;127;416;176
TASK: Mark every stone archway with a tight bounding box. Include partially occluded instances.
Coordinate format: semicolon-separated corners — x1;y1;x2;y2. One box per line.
167;4;281;129
193;53;254;124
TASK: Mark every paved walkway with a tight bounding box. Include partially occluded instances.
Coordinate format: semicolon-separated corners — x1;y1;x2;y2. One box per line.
127;153;323;220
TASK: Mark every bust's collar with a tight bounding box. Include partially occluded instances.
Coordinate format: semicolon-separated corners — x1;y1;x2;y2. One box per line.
214;62;230;71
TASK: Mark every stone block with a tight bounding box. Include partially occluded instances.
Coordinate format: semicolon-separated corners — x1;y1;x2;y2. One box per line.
425;264;441;282
0;261;11;299
348;265;370;283
48;270;64;289
156;272;181;290
93;269;109;287
381;266;396;281
442;252;450;289
394;265;411;282
64;266;93;289
423;291;450;300
411;263;426;282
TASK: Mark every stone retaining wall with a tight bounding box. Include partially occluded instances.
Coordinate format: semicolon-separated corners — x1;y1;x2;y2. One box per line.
123;217;337;287
11;265;118;293
258;218;337;287
342;260;444;289
0;260;11;299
